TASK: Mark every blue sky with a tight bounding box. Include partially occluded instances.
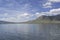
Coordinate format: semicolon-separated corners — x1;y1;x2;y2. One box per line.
0;0;60;22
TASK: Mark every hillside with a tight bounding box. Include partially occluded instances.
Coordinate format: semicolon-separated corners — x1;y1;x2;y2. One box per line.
0;14;60;24
26;14;60;23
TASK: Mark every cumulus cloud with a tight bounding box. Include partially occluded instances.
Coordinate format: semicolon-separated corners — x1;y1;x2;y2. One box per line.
0;0;35;22
0;0;34;22
35;12;45;17
43;2;52;8
43;0;60;8
0;0;60;22
0;7;35;22
0;12;34;22
38;8;60;16
34;8;60;18
0;8;60;22
49;8;60;15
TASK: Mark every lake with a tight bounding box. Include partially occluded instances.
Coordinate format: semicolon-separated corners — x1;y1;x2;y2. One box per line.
0;24;60;40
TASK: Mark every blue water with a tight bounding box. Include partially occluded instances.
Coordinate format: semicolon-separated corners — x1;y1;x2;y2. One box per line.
0;24;60;40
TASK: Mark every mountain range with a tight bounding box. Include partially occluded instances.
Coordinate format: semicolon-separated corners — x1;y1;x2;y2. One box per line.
26;14;60;23
0;14;60;24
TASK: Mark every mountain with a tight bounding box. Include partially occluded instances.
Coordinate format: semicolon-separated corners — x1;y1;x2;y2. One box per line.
0;14;60;24
26;14;60;23
37;14;60;21
0;21;15;24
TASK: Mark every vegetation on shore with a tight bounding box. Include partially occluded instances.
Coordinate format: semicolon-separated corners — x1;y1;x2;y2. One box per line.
26;20;60;24
0;14;60;24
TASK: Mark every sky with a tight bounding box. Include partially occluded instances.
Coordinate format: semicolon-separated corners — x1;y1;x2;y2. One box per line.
0;0;60;22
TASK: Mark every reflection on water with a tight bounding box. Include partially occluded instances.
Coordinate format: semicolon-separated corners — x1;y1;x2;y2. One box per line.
0;24;60;40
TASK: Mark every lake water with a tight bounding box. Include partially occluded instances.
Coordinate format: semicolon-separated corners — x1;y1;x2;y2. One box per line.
0;24;60;40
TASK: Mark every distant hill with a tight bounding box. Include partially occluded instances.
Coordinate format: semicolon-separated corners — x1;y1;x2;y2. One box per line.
0;14;60;24
0;21;15;24
26;14;60;23
36;14;60;21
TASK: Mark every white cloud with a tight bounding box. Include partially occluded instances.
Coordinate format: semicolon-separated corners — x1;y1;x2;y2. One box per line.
39;8;60;16
0;10;35;22
43;0;60;8
49;8;60;15
43;2;52;8
48;0;60;2
22;13;29;17
35;12;46;17
34;8;60;17
0;1;34;22
0;8;60;22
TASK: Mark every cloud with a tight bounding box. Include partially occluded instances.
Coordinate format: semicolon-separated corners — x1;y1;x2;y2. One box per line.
48;0;60;2
49;8;60;15
0;0;34;22
0;8;35;22
0;0;60;22
43;0;60;8
43;2;52;8
38;8;60;16
0;13;34;22
0;8;60;22
0;0;32;11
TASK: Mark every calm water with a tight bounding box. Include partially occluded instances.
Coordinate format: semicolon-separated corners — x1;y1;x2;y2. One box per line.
0;24;60;40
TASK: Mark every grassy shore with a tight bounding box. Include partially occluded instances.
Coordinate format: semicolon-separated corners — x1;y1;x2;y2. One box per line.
26;20;60;24
0;20;60;24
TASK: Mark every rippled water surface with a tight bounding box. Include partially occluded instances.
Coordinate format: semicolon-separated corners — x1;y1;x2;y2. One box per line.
0;24;60;40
